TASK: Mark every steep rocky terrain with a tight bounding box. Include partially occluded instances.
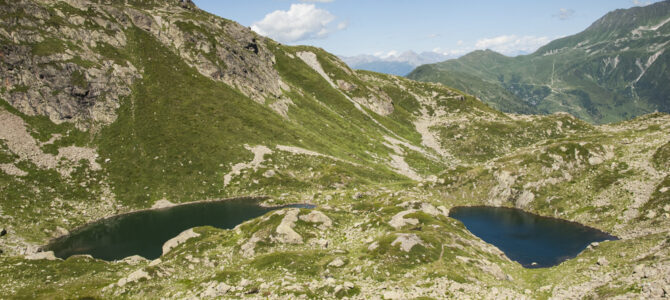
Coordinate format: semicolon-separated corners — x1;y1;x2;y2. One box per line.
0;0;669;299
408;0;670;124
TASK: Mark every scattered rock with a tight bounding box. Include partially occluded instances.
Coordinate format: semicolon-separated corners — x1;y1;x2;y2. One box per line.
328;258;345;268
223;145;273;186
54;226;69;237
310;238;329;248
263;169;276;178
0;163;27;176
383;290;401;299
0;228;6;237
588;156;604;165
597;257;609;266
336;80;356;92
117;269;151;287
201;281;231;298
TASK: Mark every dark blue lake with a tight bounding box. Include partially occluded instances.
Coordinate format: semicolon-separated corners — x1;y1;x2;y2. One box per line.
449;206;617;268
45;198;312;261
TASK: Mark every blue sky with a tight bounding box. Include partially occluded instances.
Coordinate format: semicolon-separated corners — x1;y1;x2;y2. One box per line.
193;0;662;57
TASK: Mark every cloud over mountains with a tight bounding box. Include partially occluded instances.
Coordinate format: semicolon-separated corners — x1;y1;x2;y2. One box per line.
251;4;346;43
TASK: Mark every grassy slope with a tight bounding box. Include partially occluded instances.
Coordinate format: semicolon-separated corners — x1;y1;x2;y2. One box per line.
0;1;669;299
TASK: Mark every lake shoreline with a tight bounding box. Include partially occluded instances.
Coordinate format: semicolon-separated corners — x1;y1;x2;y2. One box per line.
448;204;619;240
40;195;314;254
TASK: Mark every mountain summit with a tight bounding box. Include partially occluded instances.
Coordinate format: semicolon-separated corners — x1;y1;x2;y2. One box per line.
409;0;670;124
341;51;451;76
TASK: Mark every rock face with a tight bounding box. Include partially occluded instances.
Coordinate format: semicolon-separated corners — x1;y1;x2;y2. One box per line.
0;0;285;129
0;0;140;129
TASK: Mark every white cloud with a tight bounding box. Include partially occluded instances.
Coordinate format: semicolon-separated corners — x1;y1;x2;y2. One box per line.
374;50;400;59
251;4;342;43
432;47;469;57
337;21;348;30
474;35;550;55
554;8;575;20
300;0;334;2
632;0;652;6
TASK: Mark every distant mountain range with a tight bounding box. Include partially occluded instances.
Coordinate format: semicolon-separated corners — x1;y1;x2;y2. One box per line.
340;51;451;76
408;0;670;124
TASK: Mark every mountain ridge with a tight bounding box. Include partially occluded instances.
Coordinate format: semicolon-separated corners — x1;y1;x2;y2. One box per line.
408;0;670;124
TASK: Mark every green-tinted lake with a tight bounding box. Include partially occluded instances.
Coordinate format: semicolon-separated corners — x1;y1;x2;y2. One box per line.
45;198;311;261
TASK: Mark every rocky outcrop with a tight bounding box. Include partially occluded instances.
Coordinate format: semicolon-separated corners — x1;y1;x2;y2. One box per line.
162;228;200;256
0;0;287;128
0;0;140;129
25;250;57;260
125;5;284;104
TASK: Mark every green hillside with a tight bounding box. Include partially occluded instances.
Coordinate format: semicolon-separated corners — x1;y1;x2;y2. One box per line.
408;0;670;124
0;0;669;299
